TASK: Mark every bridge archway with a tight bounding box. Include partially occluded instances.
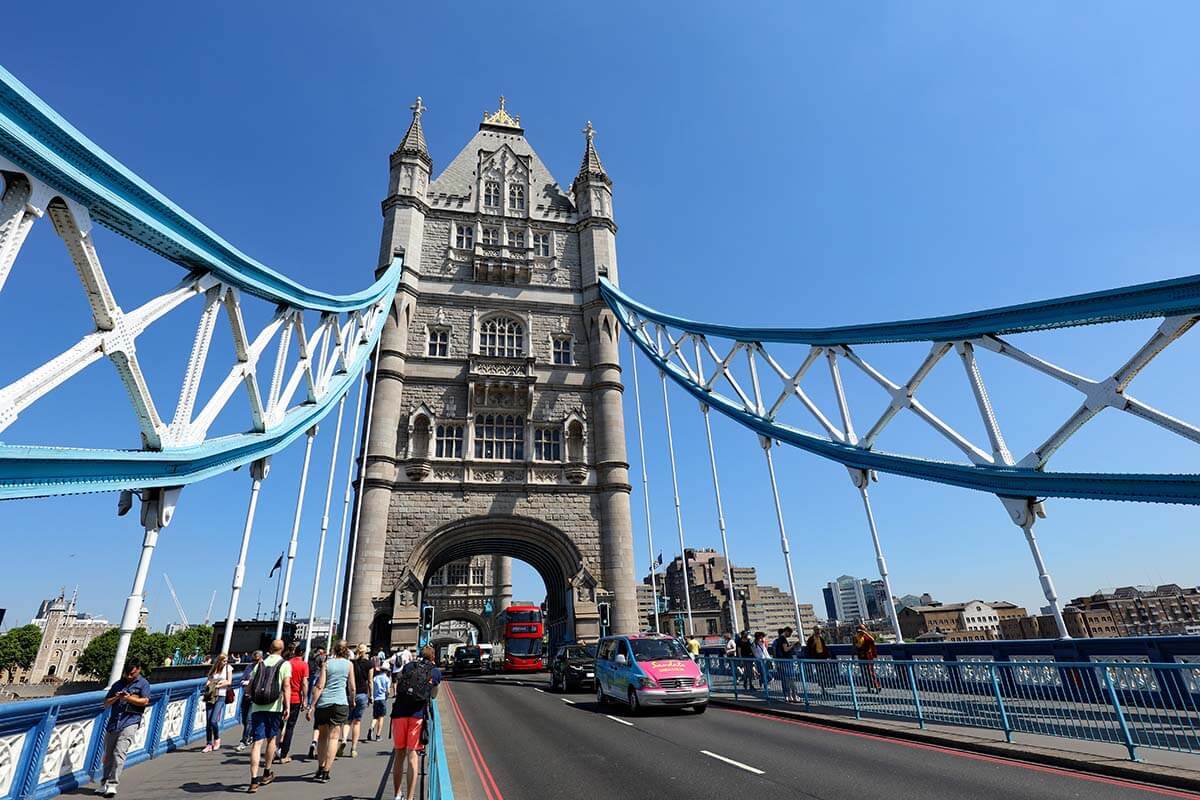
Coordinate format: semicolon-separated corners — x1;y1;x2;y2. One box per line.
431;608;491;643
387;514;600;652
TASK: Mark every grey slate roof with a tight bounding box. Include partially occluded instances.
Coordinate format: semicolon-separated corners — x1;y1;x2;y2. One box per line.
426;126;576;221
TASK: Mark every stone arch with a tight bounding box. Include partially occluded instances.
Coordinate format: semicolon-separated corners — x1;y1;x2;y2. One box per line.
430;607;491;643
396;514;596;650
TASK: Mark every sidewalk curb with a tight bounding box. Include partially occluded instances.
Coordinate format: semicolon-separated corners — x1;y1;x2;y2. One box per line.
709;698;1200;794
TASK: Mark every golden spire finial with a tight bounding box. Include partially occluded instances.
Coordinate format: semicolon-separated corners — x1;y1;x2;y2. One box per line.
482;94;521;129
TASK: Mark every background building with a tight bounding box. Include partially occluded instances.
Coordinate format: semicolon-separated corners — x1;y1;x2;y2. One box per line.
658;549;816;636
897;599;1028;642
1068;585;1200;636
822;575;875;623
16;591;116;684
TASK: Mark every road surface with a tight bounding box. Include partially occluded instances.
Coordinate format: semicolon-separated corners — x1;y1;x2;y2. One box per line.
445;672;1197;800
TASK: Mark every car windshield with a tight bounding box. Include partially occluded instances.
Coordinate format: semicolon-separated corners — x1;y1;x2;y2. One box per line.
630;638;690;662
456;647;479;659
505;638;544;657
563;645;596;659
507;611;541;622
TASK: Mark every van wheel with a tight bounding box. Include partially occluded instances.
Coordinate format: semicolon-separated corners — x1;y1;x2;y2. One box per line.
693;703;707;714
628;689;643;715
596;683;608;706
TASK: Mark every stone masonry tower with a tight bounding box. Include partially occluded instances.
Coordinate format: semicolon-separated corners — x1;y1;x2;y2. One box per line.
346;97;637;648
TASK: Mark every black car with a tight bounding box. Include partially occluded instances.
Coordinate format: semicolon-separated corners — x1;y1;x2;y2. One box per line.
550;643;597;691
452;645;483;676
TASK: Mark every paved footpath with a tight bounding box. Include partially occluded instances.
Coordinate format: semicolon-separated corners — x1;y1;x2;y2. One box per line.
64;715;402;799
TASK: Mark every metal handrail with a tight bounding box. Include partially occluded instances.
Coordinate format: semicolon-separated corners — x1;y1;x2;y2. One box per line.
702;655;1200;762
0;677;241;799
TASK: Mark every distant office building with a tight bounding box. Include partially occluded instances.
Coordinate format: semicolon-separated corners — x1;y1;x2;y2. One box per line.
15;591;115;684
822;575;874;623
659;549;816;637
635;583;657;630
1068;585;1200;637
295;617;333;649
894;593;937;609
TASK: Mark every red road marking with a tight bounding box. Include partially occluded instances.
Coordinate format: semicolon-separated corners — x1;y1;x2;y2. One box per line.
717;706;1199;798
444;683;505;800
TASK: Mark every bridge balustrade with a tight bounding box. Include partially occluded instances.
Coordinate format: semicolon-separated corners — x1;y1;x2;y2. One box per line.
0;679;240;799
702;656;1200;761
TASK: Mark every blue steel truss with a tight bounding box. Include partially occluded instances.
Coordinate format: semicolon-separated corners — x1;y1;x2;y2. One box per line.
0;67;399;500
600;278;1200;505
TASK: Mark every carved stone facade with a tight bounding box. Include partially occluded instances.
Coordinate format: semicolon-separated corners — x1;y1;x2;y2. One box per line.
346;99;637;649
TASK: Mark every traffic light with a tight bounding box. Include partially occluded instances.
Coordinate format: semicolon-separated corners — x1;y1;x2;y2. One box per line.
598;602;611;635
421;605;435;631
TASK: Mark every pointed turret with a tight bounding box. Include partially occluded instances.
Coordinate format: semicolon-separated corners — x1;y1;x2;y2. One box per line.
393;96;432;169
574;121;611;190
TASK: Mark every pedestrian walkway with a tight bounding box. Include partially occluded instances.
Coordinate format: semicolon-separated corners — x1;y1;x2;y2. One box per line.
64;715;400;799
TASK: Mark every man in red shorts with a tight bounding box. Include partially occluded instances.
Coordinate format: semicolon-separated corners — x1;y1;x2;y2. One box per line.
390;645;441;800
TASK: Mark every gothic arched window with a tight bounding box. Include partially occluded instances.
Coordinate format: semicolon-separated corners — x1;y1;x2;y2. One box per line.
484;181;501;208
509;184;525;210
479;316;525;358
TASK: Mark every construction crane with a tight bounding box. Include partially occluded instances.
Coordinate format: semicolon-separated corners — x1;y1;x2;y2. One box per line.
202;590;217;626
163;574;189;629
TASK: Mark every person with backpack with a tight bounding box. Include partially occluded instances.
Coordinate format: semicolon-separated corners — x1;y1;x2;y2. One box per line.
391;645;441;800
236;651;262;752
309;639;355;784
246;639;291;793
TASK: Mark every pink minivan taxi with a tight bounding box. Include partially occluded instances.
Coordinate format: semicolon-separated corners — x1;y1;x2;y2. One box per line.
594;634;709;714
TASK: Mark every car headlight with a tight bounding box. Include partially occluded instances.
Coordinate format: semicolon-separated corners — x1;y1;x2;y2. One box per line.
638;676;658;689
695;674;708;687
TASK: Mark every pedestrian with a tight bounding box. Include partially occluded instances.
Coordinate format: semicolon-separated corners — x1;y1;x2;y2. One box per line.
804;625;834;695
369;662;391;742
276;643;309;764
752;631;770;691
236;651;262;752
202;653;233;752
723;631;736;658
736;630;755;689
853;623;881;693
310;639;355;783
348;644;373;756
98;661;151;797
246;639;291;793
685;634;700;661
306;646;326;759
391;645;441;800
773;627;796;701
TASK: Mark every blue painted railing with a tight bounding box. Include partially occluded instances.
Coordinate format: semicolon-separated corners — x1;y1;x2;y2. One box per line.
702;656;1200;761
0;678;240;800
427;699;454;800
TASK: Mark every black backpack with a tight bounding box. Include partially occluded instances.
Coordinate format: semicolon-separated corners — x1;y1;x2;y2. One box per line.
395;660;435;705
250;659;283;705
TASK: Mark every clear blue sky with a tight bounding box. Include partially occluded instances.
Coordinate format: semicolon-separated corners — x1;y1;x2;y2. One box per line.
1;3;1198;632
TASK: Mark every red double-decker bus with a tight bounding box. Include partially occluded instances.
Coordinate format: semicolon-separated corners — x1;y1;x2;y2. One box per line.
501;604;545;672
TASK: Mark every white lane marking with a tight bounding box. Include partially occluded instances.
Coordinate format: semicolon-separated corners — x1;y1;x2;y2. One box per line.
605;714;634;727
534;688;546;693
561;698;576;705
700;750;764;775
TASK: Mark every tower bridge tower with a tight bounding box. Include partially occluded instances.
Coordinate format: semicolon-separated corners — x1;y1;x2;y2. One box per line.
347;97;636;649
